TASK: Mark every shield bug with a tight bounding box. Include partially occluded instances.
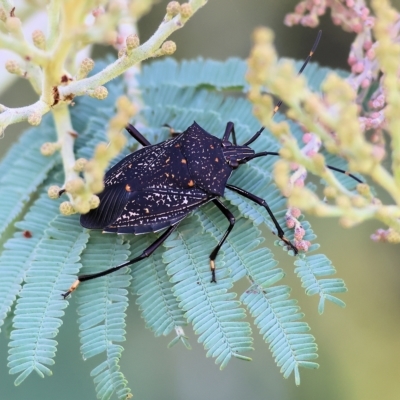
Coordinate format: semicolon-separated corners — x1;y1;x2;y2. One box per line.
62;31;361;298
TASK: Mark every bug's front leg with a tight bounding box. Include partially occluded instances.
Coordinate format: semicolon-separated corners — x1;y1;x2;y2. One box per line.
221;122;237;145
126;123;152;146
209;199;236;283
226;184;298;255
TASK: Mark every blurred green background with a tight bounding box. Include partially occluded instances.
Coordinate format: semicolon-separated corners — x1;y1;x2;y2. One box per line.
1;1;400;399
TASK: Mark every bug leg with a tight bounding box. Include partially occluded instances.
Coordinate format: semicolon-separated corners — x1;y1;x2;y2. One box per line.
163;123;182;138
62;224;178;298
209;199;236;283
126;123;152;146
222;122;237;145
226;184;298;255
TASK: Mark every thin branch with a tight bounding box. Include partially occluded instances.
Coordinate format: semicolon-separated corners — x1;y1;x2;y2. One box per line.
52;104;80;187
0;100;50;134
0;30;48;65
47;0;62;50
59;0;207;99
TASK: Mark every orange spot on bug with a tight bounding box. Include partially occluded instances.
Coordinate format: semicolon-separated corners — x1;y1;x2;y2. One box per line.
188;180;194;187
165;173;170;177
125;184;132;192
210;145;214;149
181;159;187;164
144;208;150;214
215;157;219;162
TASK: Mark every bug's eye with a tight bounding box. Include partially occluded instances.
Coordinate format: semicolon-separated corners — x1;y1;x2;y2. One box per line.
222;140;232;147
229;159;239;168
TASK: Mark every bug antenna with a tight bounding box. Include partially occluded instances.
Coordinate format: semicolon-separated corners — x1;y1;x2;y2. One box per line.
272;30;322;116
242;127;264;146
251;31;322;142
244;151;363;184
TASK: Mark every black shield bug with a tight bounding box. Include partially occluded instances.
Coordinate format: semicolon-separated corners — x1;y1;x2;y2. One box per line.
62;31;361;298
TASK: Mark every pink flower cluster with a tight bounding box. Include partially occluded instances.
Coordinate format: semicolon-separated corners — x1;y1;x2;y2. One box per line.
284;0;399;143
282;0;399;245
285;207;311;252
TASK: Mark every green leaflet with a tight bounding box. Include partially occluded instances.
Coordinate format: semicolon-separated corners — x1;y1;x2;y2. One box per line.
294;254;347;314
129;233;187;340
163;215;253;368
140;57;247;89
0;117;58;240
76;231;131;400
0;189;62;333
241;285;319;386
8;214;89;385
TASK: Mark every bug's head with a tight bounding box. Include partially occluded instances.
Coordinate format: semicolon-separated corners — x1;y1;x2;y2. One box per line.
221;124;262;169
221;141;255;169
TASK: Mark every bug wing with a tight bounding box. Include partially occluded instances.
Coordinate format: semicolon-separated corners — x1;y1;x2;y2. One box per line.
104;187;212;234
104;135;187;190
81;134;193;230
80;183;130;229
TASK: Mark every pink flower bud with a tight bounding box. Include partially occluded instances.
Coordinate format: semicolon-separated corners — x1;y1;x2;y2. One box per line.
303;132;313;143
294;178;305;188
286;218;295;229
352;61;364;74
306;149;316;157
295;2;306;14
363;40;372;50
291;207;302;218
366;48;375;60
348;54;357;65
365;17;374;28
352;22;363;33
361;78;370;88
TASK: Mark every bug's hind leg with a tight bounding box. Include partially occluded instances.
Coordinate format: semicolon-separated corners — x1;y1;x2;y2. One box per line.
62;224;178;298
226;184;298;255
126;123;152;146
209;199;236;283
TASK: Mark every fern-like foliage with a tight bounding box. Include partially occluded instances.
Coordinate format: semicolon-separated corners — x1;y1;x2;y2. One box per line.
0;119;58;239
241;286;318;386
163;215;253;369
0;187;62;334
76;231;131;400
0;57;358;397
8;214;89;385
129;233;187;341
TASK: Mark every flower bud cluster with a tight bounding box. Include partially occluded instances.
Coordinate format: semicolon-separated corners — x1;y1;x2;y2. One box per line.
32;30;46;50
152;40;177;57
41;141;61;156
371;228;400;244
52;96;137;215
77;95;136;211
285;208;311;252
77;58;94;80
284;0;400;148
247;23;400;244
